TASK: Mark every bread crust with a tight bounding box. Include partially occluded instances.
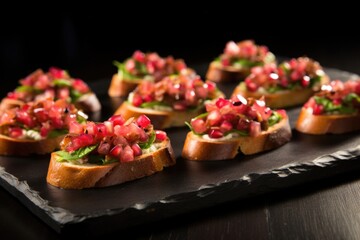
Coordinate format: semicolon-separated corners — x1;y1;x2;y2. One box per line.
232;83;315;109
295;107;360;134
182;117;291;161
115;102;205;129
108;73;142;97
206;61;247;83
46;139;176;189
0;134;65;156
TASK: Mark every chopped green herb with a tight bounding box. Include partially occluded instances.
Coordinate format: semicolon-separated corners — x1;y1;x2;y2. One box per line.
55;145;98;162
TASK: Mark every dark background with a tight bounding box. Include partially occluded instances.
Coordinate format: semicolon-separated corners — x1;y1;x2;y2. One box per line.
1;6;360;95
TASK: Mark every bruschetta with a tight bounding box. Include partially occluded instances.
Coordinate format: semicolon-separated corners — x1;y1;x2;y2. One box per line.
114;74;225;129
296;79;360;134
206;40;276;83
108;50;194;97
0;67;101;113
46;114;176;189
232;57;329;108
182;95;291;161
0;98;87;156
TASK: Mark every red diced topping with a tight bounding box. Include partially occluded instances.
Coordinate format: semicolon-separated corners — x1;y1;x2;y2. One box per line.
125;59;136;72
16;109;35;127
69;121;84;134
49;67;67;78
108;115;125;126
72;79;89;93
133;50;145;63
132;94;143;107
209;129;223;138
220;120;233;132
207;110;222;126
120;145;134;162
155;130;167;141
191;118;207;134
131;143;142;156
136;114;151;128
110;145;122;158
312;104;324;115
9;127;23;138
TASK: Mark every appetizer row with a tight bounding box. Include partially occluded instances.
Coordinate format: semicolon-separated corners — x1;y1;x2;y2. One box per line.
1;41;359;190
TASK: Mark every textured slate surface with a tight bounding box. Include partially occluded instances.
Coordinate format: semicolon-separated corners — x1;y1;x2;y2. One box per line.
0;66;360;235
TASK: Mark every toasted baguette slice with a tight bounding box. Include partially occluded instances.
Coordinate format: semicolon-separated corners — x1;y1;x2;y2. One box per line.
0;134;65;156
295;107;360;134
206;61;247;83
232;82;316;109
108;73;142;97
182;117;291;161
46;138;175;189
115;102;205;129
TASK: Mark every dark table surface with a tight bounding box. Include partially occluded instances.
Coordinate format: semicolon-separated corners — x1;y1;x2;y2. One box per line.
2;18;360;238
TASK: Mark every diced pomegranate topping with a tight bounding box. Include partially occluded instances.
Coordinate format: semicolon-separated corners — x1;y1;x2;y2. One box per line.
108;115;125;126
133;50;146;63
120;145;134;162
131;144;142;156
312;104;324;115
155;130;167;141
9;127;23;138
209;129;223;138
189;96;287;139
110;145;122;157
191;118;207;134
136;114;151;128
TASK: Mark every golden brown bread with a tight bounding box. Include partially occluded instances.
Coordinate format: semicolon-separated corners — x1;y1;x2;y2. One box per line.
182;117;291;161
115;102;205;129
108;73;142;97
232;83;315;109
206;61;247;83
46;138;176;189
0;134;65;156
295;107;360;134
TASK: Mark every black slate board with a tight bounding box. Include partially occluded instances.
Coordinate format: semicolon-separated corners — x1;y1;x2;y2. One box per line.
1;66;360;235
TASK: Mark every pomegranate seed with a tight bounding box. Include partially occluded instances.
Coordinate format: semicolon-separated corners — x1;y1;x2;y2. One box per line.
72;79;89;93
191;119;207;134
40;126;50;137
95;123;107;139
220;120;233;132
301;76;310;87
120;145;134;162
312;104;324;115
245;79;258;92
125;59;135;72
49;67;67;78
136;115;151;128
131;144;142;156
69;121;84;134
221;58;230;66
33;108;48;122
237;118;250;131
224;41;240;56
132;94;143;107
207;110;222;126
108;115;125;126
155;130;167;141
216;98;230;109
110;145;122;158
133;50;145;63
205;81;216;92
209;129;223;138
9;127;23;138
